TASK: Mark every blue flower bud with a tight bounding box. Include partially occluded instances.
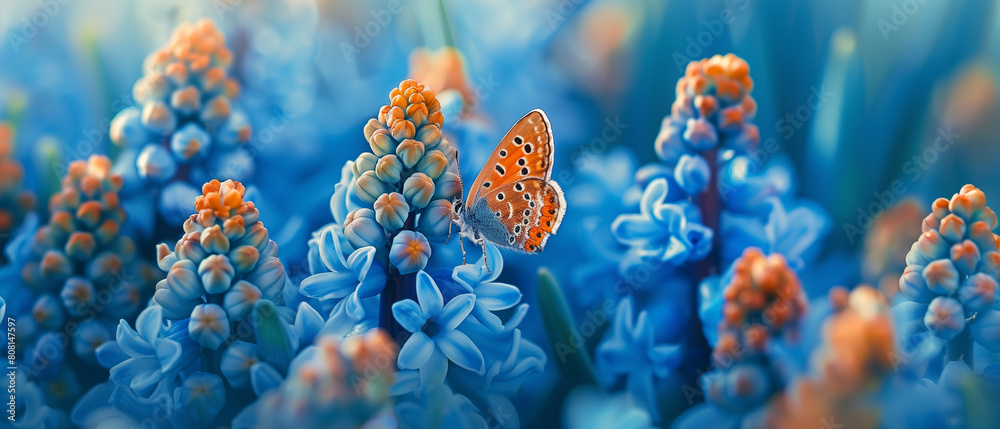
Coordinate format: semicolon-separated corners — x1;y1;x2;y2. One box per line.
899;264;934;302
418;199;453;238
433;172;462;200
171;124;212;162
244;257;286;299
959;273;997;313
153;283;201;320
396;139;425;169
674;154;710;195
167;259;205;300
136;144;178;183
344;208;387;248
364;118;386;141
72;320;111;360
353;153;379;177
217;110;252;146
189;303;232;350
170;85;202;116
60;277;95;317
141;100;177;135
235;222;270;251
375;154;403;183
415;124;443;150
654;119;686;163
199;254;236;294
230;245;261;274
180;372;227;425
417;150;449;180
368;129;397;156
109;107;147;148
200;95;232;126
27;333;65;378
64;232;97;261
923;259;959;295
200;225;230;254
39;249;72;281
403;173;435;209
224;280;263;320
354;171;387;205
924;297;965;339
177;232;208;263
374;192;410;231
221;341;259;388
32;294;65;331
133;73;170;103
683;117;717;151
390;231;431;274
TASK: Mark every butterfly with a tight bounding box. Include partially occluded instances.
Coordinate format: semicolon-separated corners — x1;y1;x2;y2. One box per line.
450;109;566;271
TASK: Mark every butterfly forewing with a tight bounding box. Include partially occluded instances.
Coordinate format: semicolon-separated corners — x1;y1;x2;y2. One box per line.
466;109;554;204
478;178;565;253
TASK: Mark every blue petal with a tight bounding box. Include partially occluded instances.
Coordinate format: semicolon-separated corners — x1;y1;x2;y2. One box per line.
640;179;669;218
299;271;358;300
293;302;324;347
154;339;184;372
135;306;163;341
416;271;444;315
318;226;349;272
347;246;377;279
436;330;485;373
95;341;128;368
250;362;284;396
398;332;435;370
393;299;427;333
473;282;522;311
115;320;154;357
438;294;475;331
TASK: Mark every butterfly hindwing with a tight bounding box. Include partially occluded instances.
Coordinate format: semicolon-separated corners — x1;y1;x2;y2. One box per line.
466;109;554;204
477;178;565;253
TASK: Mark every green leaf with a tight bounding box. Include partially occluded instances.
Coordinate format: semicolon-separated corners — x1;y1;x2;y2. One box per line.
537;268;599;387
253;300;296;374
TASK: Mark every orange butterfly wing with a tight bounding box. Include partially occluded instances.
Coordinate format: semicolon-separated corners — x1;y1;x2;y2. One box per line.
466;109;554;204
477;178;565;253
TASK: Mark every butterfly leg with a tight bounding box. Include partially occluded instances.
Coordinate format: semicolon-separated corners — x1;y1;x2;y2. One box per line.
446;218;454;245
481;241;492;275
459;235;467;265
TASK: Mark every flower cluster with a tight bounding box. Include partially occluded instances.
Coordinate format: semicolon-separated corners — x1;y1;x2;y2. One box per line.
235;329;397;428
898;184;1000;352
389;248;546;429
613;54;760;267
599;54;827;427
76;179;322;427
353;79;460;253
19;156;157;363
746;286;898;429
153;179;289;333
0;155;158;424
110;19;253;228
0;123;36;252
700;248;807;415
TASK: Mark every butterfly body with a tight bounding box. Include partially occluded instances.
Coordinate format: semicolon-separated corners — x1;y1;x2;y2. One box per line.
452;109;566;258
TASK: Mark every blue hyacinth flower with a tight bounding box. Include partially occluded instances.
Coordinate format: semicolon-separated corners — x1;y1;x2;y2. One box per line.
612;178;713;265
393;271;486;387
452;243;522;332
99;306;198;399
301;245;386;337
596;298;683;422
